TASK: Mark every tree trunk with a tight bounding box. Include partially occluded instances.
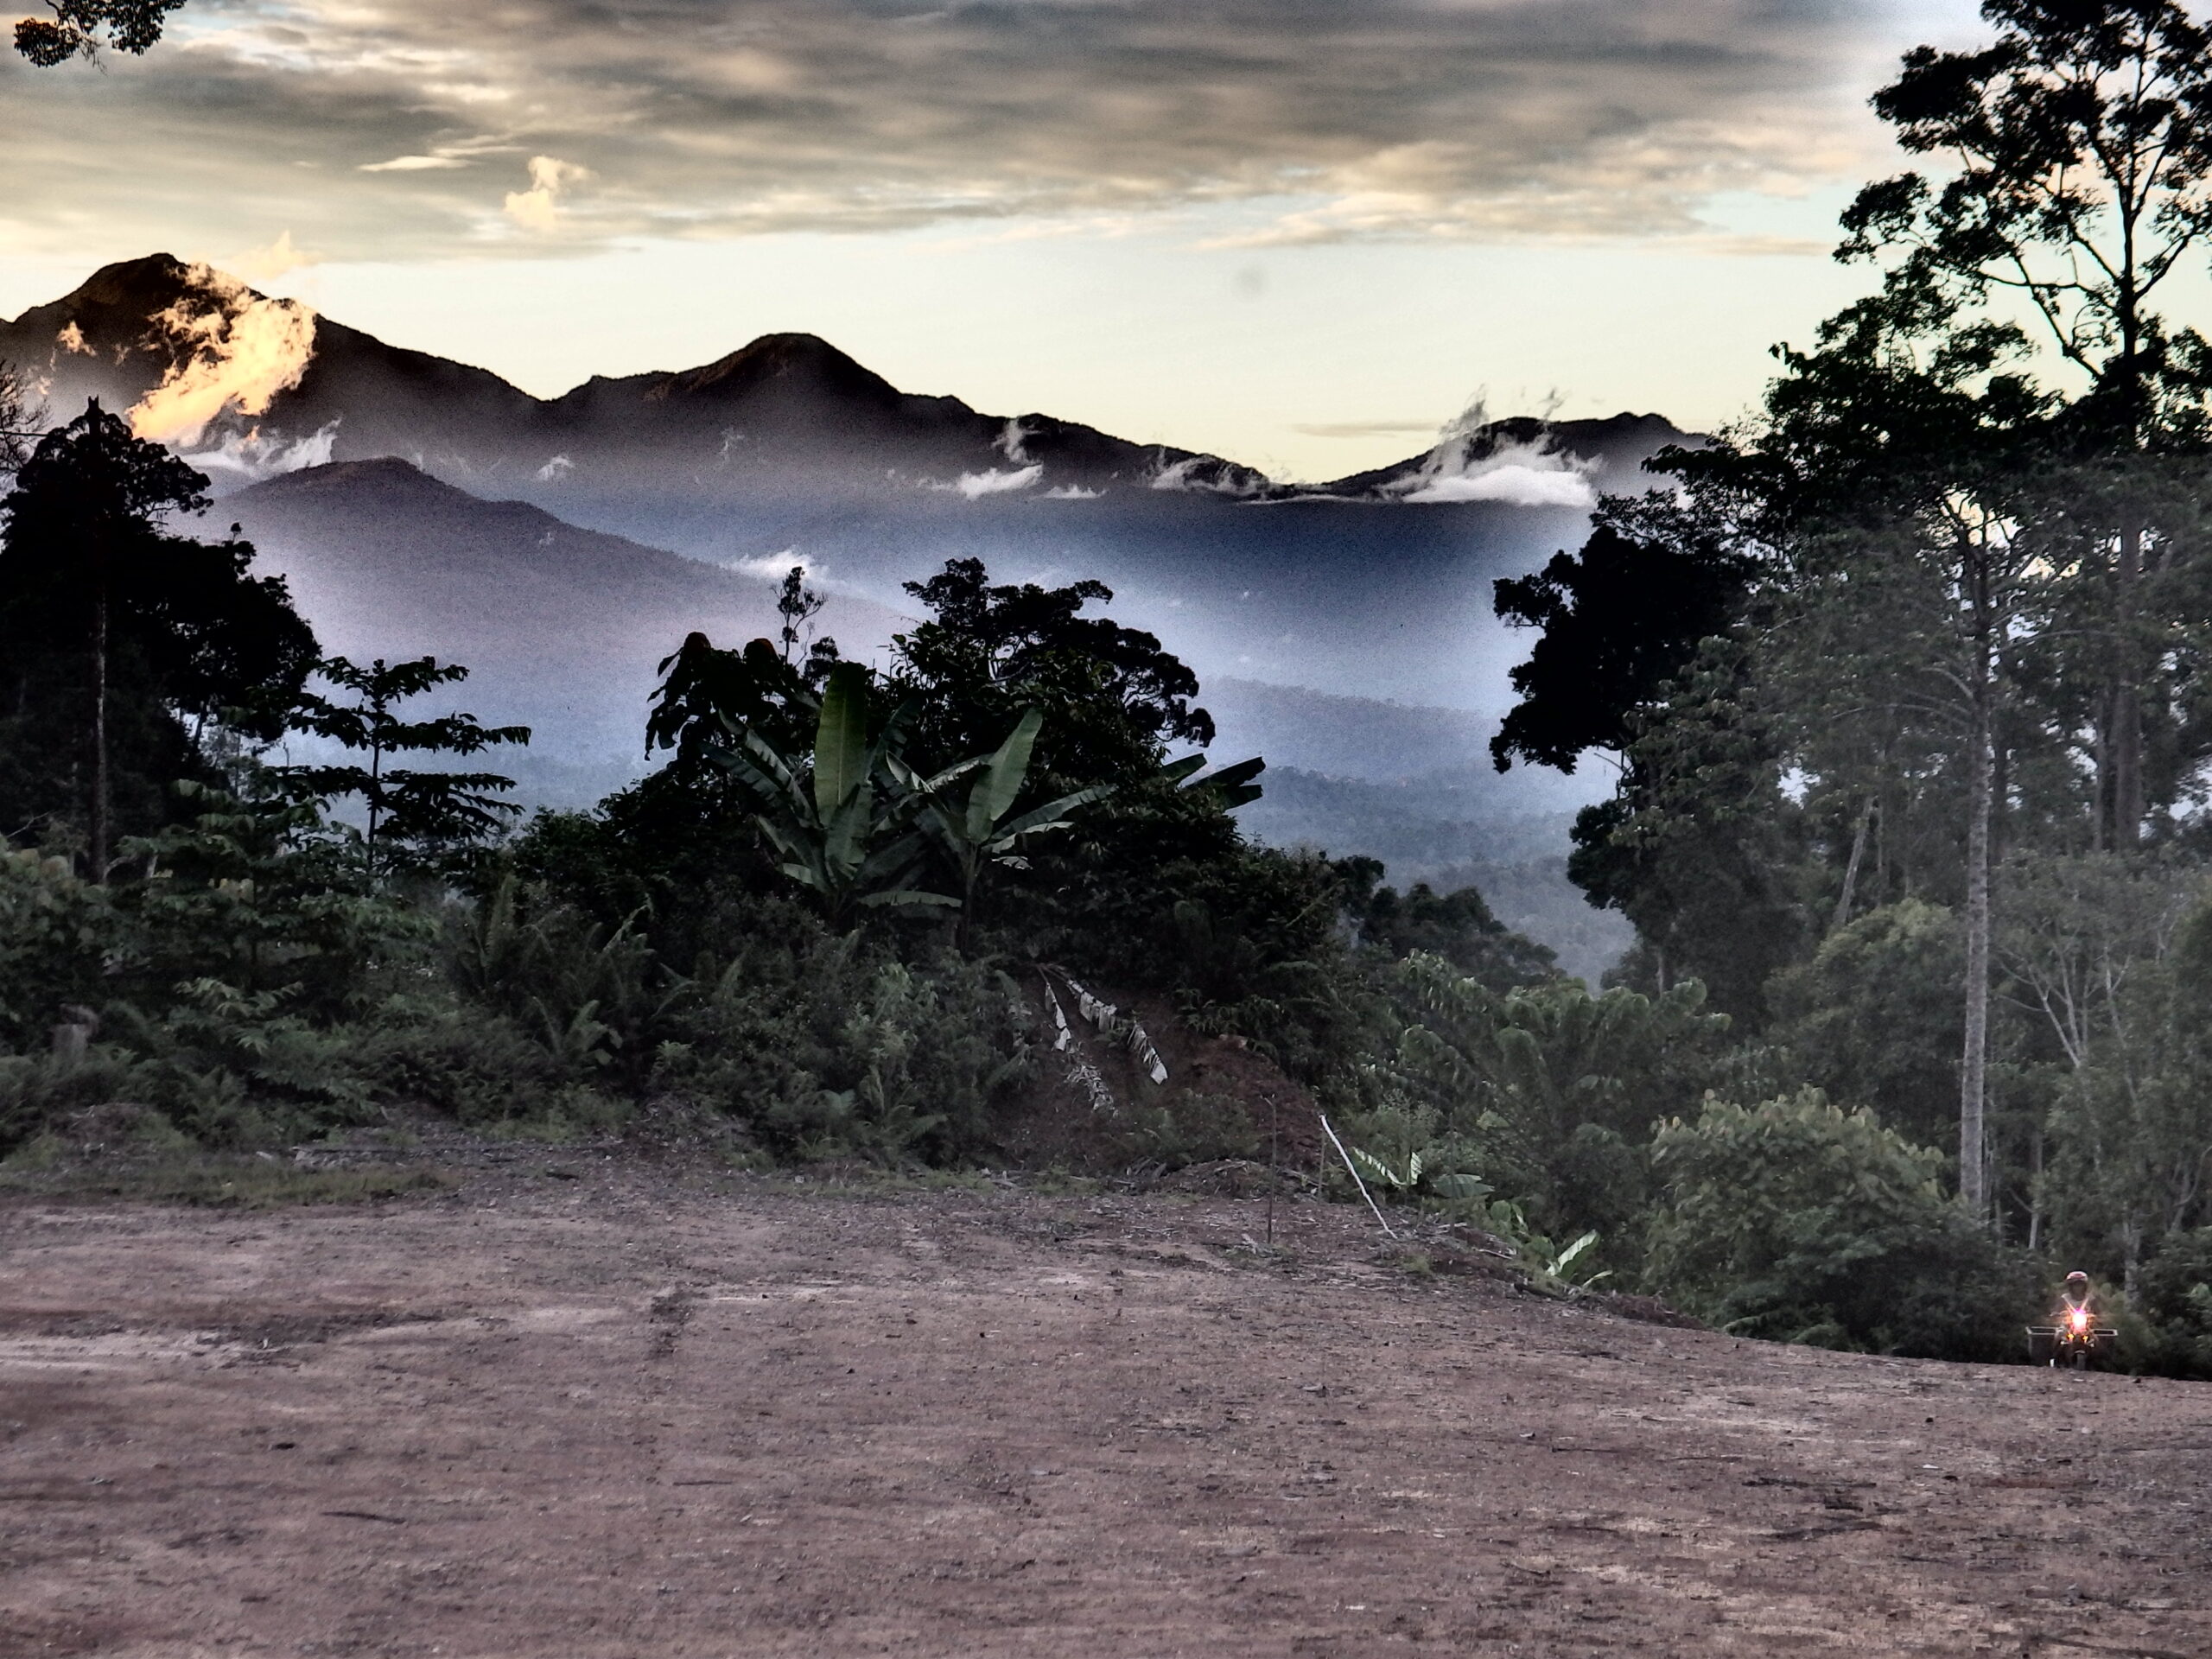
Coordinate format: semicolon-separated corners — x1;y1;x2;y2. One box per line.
1960;596;1994;1218
2112;518;2145;849
2027;1123;2044;1253
89;584;109;880
1991;735;2010;866
2091;683;2111;854
367;741;382;879
1832;797;1873;934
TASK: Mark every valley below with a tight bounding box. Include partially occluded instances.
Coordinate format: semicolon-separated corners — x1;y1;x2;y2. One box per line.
3;1157;2206;1657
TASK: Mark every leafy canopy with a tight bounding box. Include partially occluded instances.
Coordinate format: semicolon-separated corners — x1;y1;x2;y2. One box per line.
1491;509;1751;775
892;557;1215;785
1647;1090;2031;1357
0;401;317;856
1840;0;2212;444
715;662;954;926
15;0;183;63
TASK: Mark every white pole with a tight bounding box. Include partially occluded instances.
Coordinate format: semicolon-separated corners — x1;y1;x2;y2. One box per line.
1318;1112;1397;1239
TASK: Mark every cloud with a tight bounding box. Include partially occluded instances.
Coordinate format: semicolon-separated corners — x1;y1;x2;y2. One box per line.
0;1;1885;260
128;264;318;447
1384;397;1599;509
504;155;589;232
994;417;1035;465
1151;454;1268;497
361;154;470;172
186;418;342;483
1398;463;1596;508
360;135;520;173
938;463;1044;499
726;550;807;582
226;229;319;280
1291;419;1440;440
723;550;873;600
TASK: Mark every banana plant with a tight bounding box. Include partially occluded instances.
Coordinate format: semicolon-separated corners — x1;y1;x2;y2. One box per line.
897;706;1113;949
1160;752;1266;806
1345;1142;1492;1204
715;663;957;926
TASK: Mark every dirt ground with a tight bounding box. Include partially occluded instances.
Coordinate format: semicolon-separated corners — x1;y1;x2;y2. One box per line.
2;1154;2208;1658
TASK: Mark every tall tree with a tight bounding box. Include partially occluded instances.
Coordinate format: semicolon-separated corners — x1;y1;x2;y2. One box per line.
775;565;827;664
645;631;826;772
281;657;530;879
1570;634;1806;1021
0;401;317;874
1841;0;2212;846
890;558;1215;787
1660;218;2057;1215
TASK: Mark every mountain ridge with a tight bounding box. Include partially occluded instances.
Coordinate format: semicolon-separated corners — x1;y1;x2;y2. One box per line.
214;454;904;761
3;254;1687;507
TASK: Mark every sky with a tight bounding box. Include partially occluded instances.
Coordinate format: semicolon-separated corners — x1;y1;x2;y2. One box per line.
1;0;1996;480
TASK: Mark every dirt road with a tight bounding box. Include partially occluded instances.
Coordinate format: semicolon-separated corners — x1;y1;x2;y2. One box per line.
2;1161;2207;1656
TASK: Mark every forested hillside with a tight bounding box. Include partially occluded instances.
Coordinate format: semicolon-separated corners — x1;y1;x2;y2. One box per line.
3;2;2211;1378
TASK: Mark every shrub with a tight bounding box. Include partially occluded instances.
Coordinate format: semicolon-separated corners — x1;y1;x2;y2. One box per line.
0;842;119;1052
340;998;569;1125
2135;1228;2212;1379
0;1046;158;1158
1126;1090;1262;1169
1645;1088;2035;1357
652;912;1034;1163
1338;956;1726;1237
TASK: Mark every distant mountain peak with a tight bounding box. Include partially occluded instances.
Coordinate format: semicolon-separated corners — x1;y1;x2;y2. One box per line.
233;455;467;500
653;332;907;408
69;251;196;302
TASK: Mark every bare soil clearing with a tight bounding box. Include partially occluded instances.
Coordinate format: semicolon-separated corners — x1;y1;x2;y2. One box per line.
1;1159;2207;1657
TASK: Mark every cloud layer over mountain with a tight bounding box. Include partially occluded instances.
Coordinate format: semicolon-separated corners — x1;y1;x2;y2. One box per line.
3;0;1880;259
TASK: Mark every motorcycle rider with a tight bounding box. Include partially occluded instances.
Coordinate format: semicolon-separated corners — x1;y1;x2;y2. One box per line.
2054;1269;2101;1326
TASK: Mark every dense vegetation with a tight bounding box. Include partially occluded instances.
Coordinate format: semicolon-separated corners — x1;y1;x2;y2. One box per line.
1486;0;2212;1374
5;3;2212;1376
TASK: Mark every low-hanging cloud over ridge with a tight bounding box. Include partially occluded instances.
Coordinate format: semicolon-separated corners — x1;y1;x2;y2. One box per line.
3;0;1882;261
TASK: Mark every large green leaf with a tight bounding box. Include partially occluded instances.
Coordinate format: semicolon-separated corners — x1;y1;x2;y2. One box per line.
820;785;877;880
990;782;1116;846
1198;754;1266;807
721;736;799;818
969;708;1044;841
858;888;961;910
812;663;873;817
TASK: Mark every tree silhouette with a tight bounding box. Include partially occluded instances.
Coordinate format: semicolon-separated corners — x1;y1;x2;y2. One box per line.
1491;512;1751;777
0;400;316;874
892;557;1215;786
0;359;37;477
1841;0;2212;849
15;0;184;64
281;656;530;879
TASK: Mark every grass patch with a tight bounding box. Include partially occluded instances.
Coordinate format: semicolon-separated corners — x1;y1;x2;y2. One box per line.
1391;1249;1436;1279
0;1153;462;1209
777;1163;1001;1195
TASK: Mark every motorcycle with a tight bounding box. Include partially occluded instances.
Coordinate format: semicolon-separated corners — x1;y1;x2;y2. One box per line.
2026;1304;2117;1370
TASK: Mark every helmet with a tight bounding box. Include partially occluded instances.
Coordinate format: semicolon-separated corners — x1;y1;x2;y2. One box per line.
2066;1270;2090;1285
